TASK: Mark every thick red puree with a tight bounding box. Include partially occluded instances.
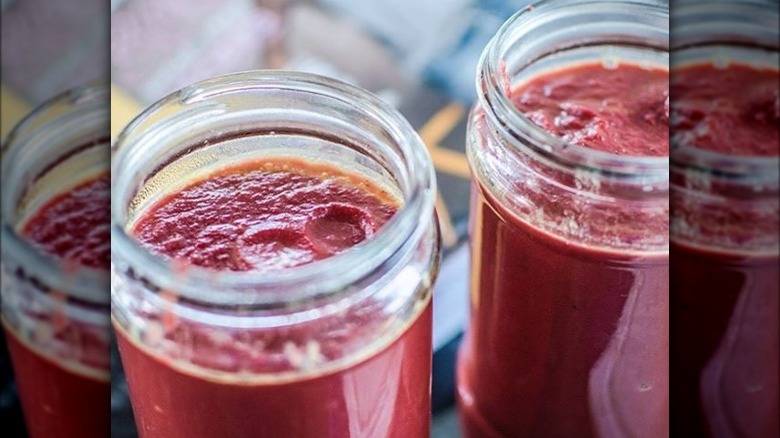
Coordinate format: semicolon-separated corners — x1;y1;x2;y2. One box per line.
671;63;779;156
4;173;110;438
512;62;669;156
22;174;110;270
459;62;669;437
132;159;398;271
671;63;779;437
117;159;432;438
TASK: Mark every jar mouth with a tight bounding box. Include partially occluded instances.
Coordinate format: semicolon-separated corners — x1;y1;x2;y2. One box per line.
1;81;110;306
479;0;668;180
670;0;779;180
111;71;436;309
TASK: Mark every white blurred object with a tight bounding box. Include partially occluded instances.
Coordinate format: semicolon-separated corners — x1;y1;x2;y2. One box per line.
320;0;474;75
111;0;279;104
318;0;533;101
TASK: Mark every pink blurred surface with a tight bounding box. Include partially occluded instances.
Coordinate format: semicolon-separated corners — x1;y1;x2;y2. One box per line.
111;0;279;103
1;0;108;103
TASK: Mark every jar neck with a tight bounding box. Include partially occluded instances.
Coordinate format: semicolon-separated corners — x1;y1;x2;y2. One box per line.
1;82;110;306
111;71;437;315
477;0;668;192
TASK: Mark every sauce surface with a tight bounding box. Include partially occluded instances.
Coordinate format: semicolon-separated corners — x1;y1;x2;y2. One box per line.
22;173;110;270
512;62;669;156
671;63;779;156
133;159;398;272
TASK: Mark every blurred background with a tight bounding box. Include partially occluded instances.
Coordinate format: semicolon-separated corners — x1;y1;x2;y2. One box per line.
1;0;108;136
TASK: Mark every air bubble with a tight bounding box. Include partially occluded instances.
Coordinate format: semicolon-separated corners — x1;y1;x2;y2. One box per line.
305;204;373;256
602;58;620;70
237;223;313;270
713;57;730;69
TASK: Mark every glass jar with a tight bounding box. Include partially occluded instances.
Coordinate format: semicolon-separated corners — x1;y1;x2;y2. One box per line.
1;83;111;437
458;1;668;437
111;71;439;438
670;1;779;437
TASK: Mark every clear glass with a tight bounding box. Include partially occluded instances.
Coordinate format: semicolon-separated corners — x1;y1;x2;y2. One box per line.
670;1;779;436
458;1;669;437
1;83;110;438
111;71;439;437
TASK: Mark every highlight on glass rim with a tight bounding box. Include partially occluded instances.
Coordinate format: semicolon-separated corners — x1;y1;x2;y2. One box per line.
0;0;777;437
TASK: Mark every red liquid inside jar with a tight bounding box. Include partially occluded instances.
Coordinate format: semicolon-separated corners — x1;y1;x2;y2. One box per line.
458;63;669;437
3;173;110;438
116;159;432;438
670;63;779;437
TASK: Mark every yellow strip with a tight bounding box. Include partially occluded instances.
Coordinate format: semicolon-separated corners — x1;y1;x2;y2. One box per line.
110;83;143;140
1;85;30;140
435;194;458;249
418;102;471;180
430;148;471;180
418;102;466;146
418;102;472;246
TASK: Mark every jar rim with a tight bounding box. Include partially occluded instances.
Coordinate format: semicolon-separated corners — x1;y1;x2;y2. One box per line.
1;81;110;306
670;0;779;179
478;0;669;180
111;70;437;309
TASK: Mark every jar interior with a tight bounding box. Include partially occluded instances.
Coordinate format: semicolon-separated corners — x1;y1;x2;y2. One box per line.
114;80;422;235
670;43;779;184
111;73;438;324
481;1;669;183
1;85;110;305
127;132;402;229
498;2;667;91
